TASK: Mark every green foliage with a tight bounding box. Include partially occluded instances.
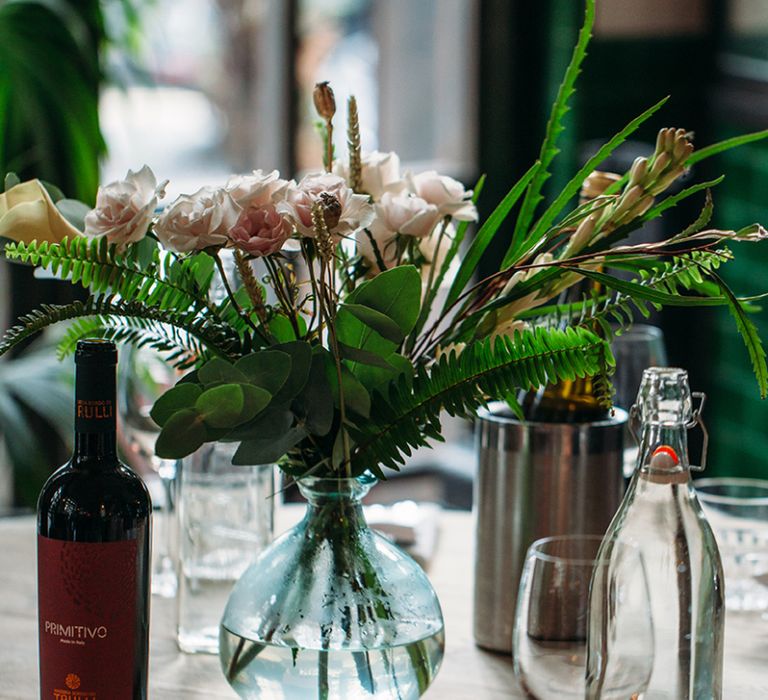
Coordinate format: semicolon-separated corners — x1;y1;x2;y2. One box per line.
1;293;249;366
509;0;595;249
4;237;214;316
0;0;104;200
349;326;607;473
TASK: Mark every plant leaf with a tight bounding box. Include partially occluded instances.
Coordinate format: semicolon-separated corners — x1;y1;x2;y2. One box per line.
445;162;538;309
346;265;421;335
149;384;202;428
235;350;292;394
233;426;308;465
707;269;768;398
199;357;249;386
155;409;206;459
511;95;669;266
509;0;596;248
340;303;404;343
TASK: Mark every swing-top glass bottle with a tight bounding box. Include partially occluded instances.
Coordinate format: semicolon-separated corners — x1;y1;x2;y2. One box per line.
587;367;724;699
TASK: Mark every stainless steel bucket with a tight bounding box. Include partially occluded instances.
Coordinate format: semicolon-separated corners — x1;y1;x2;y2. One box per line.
473;402;628;652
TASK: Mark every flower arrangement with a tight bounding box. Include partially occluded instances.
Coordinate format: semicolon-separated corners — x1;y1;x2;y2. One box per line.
2;0;767;481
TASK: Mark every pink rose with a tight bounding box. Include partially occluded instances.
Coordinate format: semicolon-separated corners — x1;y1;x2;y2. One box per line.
154;187;241;253
224;169;290;209
407;170;477;221
84;165;167;250
278;172;374;239
228;204;291;257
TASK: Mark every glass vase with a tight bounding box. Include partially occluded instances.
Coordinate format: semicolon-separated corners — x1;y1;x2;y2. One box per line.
219;475;445;699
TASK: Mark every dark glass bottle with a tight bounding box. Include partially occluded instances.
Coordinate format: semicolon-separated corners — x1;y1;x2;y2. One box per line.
37;339;151;700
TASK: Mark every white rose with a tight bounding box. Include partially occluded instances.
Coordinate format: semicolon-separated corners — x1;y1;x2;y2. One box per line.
83;165;168;250
374;191;441;238
278;172;374;239
334;150;405;199
407;170;478;222
224;169;290;209
154;187;241;253
355;220;399;272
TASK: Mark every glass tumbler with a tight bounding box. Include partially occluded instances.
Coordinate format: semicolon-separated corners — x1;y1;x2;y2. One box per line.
513;535;653;700
176;441;275;654
695;477;768;611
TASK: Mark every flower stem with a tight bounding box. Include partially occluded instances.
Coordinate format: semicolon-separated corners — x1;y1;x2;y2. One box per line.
213;252;267;342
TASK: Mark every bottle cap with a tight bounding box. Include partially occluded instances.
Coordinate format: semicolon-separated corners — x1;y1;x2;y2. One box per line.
75;339;118;366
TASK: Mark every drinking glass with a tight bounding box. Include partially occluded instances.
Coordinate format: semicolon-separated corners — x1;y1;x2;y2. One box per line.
611;325;667;477
513;535;653;699
695;477;768;611
118;344;180;597
177;441;274;654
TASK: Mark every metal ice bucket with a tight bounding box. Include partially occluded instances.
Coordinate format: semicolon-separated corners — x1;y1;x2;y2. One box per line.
473;402;628;652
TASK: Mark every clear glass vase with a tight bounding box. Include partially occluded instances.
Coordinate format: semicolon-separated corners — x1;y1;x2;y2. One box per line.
219;475;445;699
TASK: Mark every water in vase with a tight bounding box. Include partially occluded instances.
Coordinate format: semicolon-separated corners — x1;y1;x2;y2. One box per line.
219;625;444;699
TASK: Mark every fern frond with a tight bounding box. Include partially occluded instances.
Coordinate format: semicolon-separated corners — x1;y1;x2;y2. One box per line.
4;237;208;314
57;316;209;369
349;326;607;471
0;295;250;361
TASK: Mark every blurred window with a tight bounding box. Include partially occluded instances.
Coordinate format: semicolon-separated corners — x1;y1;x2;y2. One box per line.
101;0;478;192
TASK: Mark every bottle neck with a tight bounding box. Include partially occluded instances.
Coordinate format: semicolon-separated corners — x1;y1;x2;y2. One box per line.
636;422;690;482
73;359;118;464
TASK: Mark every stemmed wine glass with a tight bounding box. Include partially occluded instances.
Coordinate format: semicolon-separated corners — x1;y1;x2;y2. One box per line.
513;535;653;699
118;344;180;597
611;324;667;477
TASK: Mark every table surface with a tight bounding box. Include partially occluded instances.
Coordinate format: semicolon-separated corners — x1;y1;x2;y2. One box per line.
2;509;768;699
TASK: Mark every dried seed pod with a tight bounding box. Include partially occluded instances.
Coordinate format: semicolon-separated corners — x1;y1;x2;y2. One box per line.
318;191;342;231
313;81;336;121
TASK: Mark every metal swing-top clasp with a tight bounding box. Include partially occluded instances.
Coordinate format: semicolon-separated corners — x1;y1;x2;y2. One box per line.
628;390;708;471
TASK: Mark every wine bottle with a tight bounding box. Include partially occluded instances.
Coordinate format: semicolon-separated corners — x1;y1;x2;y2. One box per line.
37;339;151;700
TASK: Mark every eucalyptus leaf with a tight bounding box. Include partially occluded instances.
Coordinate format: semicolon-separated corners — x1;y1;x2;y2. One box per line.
149;384;202;428
271;341;312;404
196;384;245;428
236;350;291;394
155;409;206;459
345;265;421;335
351;353;412;391
233;426;308;465
269;314;308;342
322;354;370;418
225;408;294;442
199;357;249;386
297;348;334;436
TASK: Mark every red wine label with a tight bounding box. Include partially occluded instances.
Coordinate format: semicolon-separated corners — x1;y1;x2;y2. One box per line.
38;536;139;699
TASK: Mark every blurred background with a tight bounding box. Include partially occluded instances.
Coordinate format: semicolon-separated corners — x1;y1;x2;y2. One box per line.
1;0;766;512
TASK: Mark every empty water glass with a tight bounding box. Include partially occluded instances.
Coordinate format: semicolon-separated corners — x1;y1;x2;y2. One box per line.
513;535;653;699
176;441;274;654
695;477;768;611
